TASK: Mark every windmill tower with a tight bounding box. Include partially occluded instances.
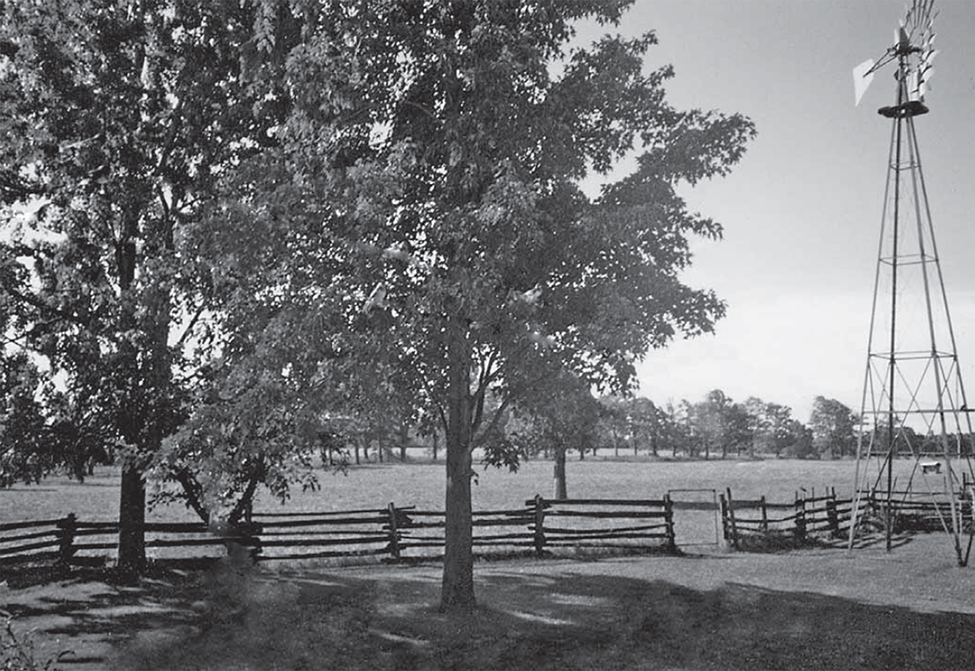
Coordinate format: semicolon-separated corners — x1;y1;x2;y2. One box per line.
848;0;975;565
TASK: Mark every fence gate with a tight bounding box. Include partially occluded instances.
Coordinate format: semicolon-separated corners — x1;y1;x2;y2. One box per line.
667;489;721;548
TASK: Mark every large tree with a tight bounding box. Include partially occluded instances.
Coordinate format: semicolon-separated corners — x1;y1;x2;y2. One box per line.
0;0;296;574
509;371;601;498
809;396;858;459
0;352;49;486
226;0;755;611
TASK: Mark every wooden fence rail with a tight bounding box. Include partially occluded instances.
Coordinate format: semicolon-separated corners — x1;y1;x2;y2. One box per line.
0;495;675;574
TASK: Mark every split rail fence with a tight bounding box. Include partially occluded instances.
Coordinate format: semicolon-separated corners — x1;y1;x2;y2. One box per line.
718;487;974;550
719;488;852;550
6;487;968;574
0;495;677;573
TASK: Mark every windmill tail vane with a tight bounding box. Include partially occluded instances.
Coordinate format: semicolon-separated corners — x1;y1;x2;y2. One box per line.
852;0;939;108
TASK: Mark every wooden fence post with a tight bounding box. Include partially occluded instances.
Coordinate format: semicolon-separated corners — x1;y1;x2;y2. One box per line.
242;521;263;562
57;514;77;567
719;493;728;546
759;495;768;534
724;488;740;550
794;494;807;545
533;495;546;555
662;494;677;553
826;488;840;537
386;502;401;561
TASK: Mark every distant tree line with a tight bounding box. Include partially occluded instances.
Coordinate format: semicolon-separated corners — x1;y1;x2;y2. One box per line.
495;389;853;469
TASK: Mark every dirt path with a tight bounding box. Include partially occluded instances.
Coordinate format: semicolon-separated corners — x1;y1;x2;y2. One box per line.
4;535;975;669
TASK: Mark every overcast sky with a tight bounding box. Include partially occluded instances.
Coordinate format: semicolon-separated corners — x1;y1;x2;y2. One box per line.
576;0;975;421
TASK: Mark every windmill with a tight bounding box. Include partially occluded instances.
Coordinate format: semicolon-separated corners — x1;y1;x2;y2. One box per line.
847;0;975;566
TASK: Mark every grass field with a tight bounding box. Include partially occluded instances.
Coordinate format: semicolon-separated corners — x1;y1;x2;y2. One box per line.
1;457;869;525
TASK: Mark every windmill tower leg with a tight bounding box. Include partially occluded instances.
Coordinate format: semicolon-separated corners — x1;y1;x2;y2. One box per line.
848;62;975;565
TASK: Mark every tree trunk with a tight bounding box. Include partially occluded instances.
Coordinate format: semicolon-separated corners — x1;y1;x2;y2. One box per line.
554;448;567;499
440;328;475;612
117;462;146;577
115;222;147;578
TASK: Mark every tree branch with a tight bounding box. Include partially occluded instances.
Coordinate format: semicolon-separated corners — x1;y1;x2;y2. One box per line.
0;275;91;330
174;468;210;524
173;301;207;351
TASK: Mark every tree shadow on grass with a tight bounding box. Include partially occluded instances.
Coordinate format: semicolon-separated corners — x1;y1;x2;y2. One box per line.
2;567;217;667
357;568;975;670
88;557;975;671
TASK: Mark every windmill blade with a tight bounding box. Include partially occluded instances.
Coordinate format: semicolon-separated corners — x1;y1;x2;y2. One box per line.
903;0;938;45
917;70;934;99
918;48;938;78
853;59;876;106
908;70;922;102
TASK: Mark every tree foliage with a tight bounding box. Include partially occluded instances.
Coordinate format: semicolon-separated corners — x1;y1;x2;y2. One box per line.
509;371;601;498
1;0;754;599
0;0;298;570
809;396;858;459
0;352;48;486
201;0;755;610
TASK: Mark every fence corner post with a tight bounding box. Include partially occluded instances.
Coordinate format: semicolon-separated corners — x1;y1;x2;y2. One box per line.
663;493;677;553
386;502;401;561
57;513;77;567
533;495;546;556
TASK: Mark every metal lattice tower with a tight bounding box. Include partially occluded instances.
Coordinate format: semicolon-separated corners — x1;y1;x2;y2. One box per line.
848;0;975;565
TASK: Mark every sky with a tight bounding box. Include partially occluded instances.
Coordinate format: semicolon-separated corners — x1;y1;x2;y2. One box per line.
575;0;975;422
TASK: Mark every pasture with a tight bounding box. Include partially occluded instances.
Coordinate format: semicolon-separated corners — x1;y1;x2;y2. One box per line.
2;456;861;525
